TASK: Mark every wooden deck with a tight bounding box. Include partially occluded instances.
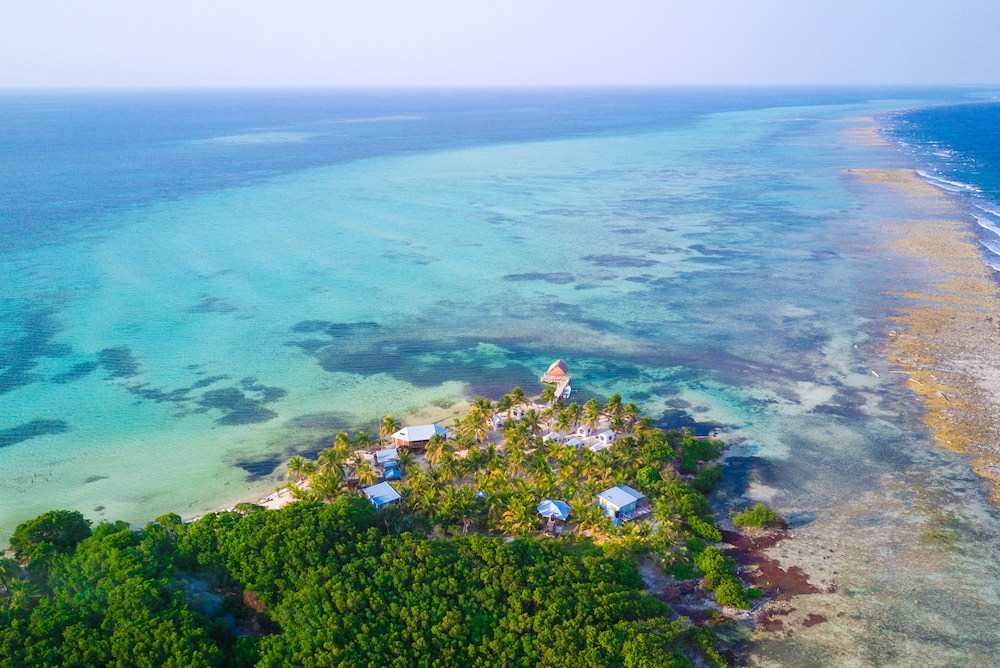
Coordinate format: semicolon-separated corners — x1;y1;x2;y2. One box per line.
541;374;572;399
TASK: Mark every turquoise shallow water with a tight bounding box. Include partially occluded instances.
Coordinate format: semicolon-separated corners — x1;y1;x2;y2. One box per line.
3;89;1000;663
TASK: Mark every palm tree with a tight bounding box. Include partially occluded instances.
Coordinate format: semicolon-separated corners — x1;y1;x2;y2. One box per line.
464;410;490;444
496;393;513;419
502;421;531;453
437;454;462;484
317;448;346;482
582;398;601;432
425;434;453;467
472;396;494;416
395;449;417;473
468;397;494;438
500;497;536;537
311;472;344;501
0;557;18;592
353;459;378;487
380;416;400;442
552;408;574;436
522;409;542;435
610;412;627;432
286;455;309;483
355;431;372;451
603;393;622;420
564;402;582;433
504;447;528;479
6;579;40;607
534;469;559;498
464;445;490;477
622;403;640;431
509;386;527;412
332;431;353;459
574;503;610;536
539;385;556;406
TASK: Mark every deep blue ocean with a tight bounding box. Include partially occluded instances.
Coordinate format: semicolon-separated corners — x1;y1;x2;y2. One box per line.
3;87;1000;663
0;87;964;253
886;97;1000;265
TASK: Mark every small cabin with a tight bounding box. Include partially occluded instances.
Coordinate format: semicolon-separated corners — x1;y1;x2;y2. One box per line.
362;481;402;510
597;485;649;526
597;430;616;446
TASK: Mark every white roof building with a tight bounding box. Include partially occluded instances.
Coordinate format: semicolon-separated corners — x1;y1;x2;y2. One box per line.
390;424;448;447
537;499;570;521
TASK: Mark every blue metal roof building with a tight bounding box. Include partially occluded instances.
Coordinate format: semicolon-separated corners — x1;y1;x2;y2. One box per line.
597;485;648;526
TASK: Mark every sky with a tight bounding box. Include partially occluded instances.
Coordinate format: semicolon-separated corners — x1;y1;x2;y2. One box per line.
1;0;999;88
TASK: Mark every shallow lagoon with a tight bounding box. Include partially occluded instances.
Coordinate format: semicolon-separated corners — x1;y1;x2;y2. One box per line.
2;90;1000;663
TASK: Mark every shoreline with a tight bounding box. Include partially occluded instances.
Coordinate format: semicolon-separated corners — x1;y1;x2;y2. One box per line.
847;167;1000;502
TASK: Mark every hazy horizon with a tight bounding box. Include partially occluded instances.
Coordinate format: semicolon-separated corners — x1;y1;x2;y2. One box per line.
2;1;998;89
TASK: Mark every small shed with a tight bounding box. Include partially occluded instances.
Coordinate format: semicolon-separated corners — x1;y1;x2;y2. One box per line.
597;485;648;526
362;481;402;510
375;448;399;467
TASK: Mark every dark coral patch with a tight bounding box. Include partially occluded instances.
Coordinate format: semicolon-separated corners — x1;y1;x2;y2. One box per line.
0;307;72;395
0;418;70;449
50;361;98;384
502;272;575;285
235;455;283;480
195;379;286;426
583;254;659;268
98;346;140;378
185;297;239;314
290;320;333;333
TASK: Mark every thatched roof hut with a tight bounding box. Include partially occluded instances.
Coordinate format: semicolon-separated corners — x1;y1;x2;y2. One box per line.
546;360;568;377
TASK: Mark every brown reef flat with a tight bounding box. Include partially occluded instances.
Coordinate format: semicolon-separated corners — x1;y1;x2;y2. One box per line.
847;167;1000;501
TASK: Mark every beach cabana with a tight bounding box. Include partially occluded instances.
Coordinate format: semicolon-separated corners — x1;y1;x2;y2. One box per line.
597;485;649;526
597;430;616;446
538;499;570;536
390;424;448;450
361;481;402;510
540;359;573;399
537;499;570;522
543;432;564;443
565;437;584;448
541;359;569;382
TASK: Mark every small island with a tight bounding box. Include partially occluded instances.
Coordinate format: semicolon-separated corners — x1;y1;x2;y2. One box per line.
0;373;779;667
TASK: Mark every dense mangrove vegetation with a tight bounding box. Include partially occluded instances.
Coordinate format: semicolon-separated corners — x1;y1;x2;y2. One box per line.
0;391;751;667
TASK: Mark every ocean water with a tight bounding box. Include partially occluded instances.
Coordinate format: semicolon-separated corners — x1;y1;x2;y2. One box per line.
886;98;1000;269
3;88;1000;663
